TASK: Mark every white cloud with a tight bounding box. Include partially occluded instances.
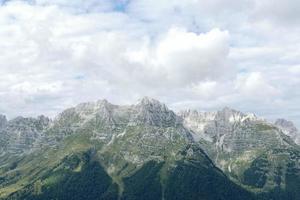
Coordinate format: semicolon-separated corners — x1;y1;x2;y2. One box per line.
0;0;299;127
125;27;231;86
252;0;300;26
10;81;63;94
189;81;218;99
235;72;280;99
288;65;300;74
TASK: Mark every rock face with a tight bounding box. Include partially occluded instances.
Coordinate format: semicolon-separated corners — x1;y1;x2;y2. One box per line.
180;107;283;156
275;118;300;144
180;107;300;199
0;114;7;129
134;97;182;127
0;116;51;158
0;114;8;155
45;97;192;165
0;98;300;200
0;98;254;200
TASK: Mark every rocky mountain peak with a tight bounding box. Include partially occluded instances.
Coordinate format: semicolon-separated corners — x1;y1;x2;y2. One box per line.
0;114;7;129
275;118;299;144
75;99;113;114
220;106;241;115
57;99;116;126
180;107;258;126
216;107;244;121
1;98;300;200
7;116;50;131
95;99;115;113
137;97;166;108
179;109;197;118
96;98;109;105
179;109;216;121
275;118;298;132
37;115;51;126
136;97;170;115
134;97;180;127
215;107;258;123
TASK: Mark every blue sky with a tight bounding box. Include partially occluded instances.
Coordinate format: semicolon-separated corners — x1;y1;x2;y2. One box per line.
0;0;300;127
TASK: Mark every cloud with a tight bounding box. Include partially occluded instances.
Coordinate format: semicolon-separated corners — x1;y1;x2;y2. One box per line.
0;0;299;127
288;65;300;74
252;0;300;26
235;72;280;99
189;81;218;99
125;27;231;86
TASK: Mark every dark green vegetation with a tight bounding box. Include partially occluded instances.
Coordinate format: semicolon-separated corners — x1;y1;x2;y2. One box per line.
165;161;252;200
121;161;163;200
6;151;118;200
0;142;255;200
244;148;300;200
243;155;270;188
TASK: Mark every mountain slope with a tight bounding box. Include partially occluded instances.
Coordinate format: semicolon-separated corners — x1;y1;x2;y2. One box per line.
0;98;254;200
181;108;300;199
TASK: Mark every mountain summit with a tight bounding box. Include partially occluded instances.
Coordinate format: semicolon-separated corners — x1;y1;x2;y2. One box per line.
0;98;299;200
134;97;181;127
275;118;300;144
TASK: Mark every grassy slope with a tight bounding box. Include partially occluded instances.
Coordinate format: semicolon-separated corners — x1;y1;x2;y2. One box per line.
0;129;256;200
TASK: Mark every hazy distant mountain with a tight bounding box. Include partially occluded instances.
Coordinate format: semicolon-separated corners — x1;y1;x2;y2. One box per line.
275;118;300;145
0;98;299;200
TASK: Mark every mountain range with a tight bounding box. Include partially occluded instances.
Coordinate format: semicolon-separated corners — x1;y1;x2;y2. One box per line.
0;97;299;200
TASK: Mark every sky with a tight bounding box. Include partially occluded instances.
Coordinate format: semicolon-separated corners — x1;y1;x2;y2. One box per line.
0;0;299;126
